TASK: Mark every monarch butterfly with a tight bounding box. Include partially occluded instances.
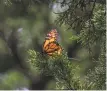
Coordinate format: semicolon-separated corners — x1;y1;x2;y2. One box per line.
43;29;63;56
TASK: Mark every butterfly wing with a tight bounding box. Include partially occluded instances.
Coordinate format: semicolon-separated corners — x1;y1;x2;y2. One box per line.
43;41;62;56
46;29;58;40
43;29;58;50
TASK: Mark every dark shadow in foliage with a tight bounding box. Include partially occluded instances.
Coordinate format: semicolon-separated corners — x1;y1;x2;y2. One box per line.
29;73;53;90
67;41;80;58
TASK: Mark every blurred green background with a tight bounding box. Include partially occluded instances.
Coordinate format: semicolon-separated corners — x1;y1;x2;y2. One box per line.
0;0;106;90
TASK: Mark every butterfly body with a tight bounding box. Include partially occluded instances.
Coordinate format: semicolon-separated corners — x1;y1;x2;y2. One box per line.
43;29;62;56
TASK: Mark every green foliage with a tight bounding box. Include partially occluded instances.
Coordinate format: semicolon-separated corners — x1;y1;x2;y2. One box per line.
79;4;105;49
79;5;106;90
54;2;106;90
0;70;29;90
85;47;106;90
27;49;105;90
